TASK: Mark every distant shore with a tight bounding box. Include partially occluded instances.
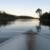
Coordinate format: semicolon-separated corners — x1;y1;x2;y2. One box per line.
0;11;39;26
0;11;38;21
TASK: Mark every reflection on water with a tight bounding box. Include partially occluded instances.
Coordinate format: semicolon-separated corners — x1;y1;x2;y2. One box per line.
0;19;50;50
0;19;16;27
26;30;37;50
36;22;41;33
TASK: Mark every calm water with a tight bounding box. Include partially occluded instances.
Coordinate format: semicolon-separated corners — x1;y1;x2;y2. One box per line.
0;19;50;50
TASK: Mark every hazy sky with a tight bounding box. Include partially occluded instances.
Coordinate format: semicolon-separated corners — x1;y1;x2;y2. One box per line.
0;0;50;17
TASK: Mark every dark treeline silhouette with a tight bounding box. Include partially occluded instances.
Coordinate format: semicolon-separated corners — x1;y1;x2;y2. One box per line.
40;12;50;21
36;8;50;21
40;12;50;26
0;11;34;20
0;11;17;21
18;16;34;19
0;11;17;26
36;8;50;26
0;11;34;26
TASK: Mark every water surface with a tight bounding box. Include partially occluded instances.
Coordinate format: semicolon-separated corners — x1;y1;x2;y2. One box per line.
0;19;50;50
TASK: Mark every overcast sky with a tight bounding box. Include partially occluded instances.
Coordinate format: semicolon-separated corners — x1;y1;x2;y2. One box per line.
0;0;50;18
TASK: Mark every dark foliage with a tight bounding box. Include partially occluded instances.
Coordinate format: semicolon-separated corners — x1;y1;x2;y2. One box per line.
40;12;50;26
40;12;50;20
19;16;34;19
0;11;17;26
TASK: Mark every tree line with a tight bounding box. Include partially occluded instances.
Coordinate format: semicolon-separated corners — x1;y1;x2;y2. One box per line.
36;8;50;21
36;8;50;26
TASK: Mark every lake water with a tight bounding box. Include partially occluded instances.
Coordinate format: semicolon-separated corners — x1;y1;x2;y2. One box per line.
0;19;50;50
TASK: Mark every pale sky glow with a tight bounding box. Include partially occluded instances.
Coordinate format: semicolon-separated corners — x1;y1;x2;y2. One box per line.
0;0;50;18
